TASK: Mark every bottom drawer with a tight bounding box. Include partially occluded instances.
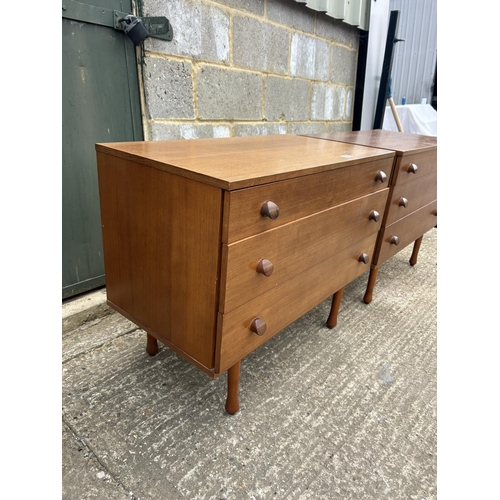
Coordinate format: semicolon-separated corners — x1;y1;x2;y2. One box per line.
376;200;437;265
215;234;377;374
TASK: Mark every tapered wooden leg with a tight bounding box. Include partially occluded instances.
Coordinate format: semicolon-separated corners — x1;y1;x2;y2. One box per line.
146;333;159;356
327;287;344;329
363;266;379;304
225;361;241;415
409;235;424;266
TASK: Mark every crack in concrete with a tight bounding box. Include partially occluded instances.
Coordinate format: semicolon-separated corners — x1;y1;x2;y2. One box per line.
63;418;139;499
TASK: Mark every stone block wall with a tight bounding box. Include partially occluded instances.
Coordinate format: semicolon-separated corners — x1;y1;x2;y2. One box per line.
139;0;360;140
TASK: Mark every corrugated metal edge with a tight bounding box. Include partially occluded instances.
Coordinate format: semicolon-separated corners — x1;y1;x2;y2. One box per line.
390;0;437;105
294;0;371;30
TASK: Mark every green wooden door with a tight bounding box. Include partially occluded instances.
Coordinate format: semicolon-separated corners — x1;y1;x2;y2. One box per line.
62;0;143;299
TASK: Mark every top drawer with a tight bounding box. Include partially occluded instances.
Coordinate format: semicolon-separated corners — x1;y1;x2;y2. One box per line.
393;149;437;187
222;156;393;243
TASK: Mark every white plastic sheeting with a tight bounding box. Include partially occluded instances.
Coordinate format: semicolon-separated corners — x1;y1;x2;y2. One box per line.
383;104;437;136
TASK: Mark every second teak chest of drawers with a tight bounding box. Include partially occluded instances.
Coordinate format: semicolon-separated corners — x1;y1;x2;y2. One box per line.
96;134;395;413
306;130;437;305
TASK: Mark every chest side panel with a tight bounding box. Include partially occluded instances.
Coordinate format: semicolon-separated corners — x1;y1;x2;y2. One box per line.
97;152;223;371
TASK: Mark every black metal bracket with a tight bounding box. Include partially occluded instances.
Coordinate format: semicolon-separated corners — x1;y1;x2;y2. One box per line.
114;11;173;41
372;11;405;129
62;1;172;42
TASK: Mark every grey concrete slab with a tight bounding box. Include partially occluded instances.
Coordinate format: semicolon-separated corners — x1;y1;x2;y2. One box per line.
62;287;107;335
62;422;133;499
62;229;437;500
63;307;138;363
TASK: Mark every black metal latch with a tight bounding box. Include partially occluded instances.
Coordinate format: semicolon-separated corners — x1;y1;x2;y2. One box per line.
62;1;173;45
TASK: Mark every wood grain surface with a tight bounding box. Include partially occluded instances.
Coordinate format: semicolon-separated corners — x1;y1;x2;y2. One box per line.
215;234;377;373
376;201;437;265
97;152;223;371
391;149;437;187
305;130;437;154
96;135;394;190
222;156;393;243
219;190;388;313
384;170;437;226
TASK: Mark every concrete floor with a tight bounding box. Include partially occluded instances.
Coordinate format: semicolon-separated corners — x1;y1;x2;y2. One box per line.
62;228;437;500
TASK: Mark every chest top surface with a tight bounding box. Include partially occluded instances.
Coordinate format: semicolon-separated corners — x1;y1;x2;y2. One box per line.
96;134;395;191
306;130;437;155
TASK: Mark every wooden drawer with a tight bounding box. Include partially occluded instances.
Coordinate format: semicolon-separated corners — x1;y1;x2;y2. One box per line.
222;157;393;243
384;170;437;226
393;150;436;187
216;234;377;373
376;200;437;265
219;189;388;313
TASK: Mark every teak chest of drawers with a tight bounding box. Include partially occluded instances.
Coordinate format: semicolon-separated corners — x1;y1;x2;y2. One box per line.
306;130;437;304
95;134;395;413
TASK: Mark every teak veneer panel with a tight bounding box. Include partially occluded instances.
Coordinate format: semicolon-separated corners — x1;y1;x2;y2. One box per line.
97;152;222;373
306;130;437;154
391;150;437;187
376;201;437;265
304;130;437;309
96;135;394;191
223;157;393;243
216;234;377;373
219;189;388;313
305;131;437;188
384;170;437;226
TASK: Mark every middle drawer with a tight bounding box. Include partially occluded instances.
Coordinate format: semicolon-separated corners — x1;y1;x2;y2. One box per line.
384;170;437;226
219;188;389;313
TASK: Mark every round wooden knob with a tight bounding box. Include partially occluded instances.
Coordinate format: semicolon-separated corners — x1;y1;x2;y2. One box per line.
398;197;408;208
358;253;369;264
256;259;274;277
261;201;279;220
250;318;267;336
390;235;400;246
432;209;437;216
407;163;418;174
369;210;380;222
375;170;387;183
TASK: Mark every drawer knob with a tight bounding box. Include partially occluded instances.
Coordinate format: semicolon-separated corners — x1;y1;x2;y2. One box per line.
261;201;280;220
375;170;387;183
358;253;370;264
432;209;437;216
398;197;408;208
390;235;400;246
407;163;418;174
369;210;380;222
256;258;274;277
250;318;267;336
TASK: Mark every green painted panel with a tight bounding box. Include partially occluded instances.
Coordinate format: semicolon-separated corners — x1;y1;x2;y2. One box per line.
62;3;143;299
